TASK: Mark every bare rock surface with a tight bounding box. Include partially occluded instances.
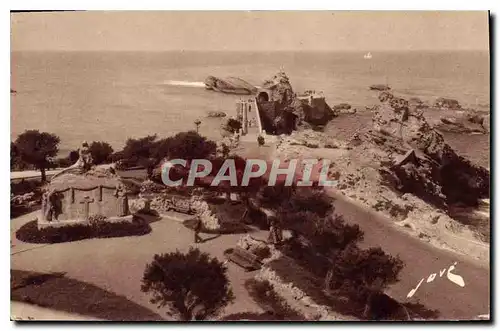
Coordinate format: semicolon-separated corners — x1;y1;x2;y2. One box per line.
272;91;489;262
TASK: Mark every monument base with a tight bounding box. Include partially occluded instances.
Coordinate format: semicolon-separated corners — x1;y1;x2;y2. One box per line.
37;215;134;230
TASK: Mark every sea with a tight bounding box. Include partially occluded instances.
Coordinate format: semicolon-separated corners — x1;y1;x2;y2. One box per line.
10;51;490;168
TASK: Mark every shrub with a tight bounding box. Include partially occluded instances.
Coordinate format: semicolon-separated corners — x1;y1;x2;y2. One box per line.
15;219;151;244
167;131;217;160
89;141;114;165
257;135;265;146
327;245;404;303
245;279;304;320
223;118;242;134
88;214;107;226
141;248;234;321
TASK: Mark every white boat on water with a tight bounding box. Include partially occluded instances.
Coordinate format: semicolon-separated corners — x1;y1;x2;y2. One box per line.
364;52;372;60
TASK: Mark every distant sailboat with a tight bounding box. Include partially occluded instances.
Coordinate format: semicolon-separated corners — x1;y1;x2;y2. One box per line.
364;52;372;60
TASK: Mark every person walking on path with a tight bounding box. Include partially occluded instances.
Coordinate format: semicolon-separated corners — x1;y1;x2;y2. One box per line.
193;217;203;243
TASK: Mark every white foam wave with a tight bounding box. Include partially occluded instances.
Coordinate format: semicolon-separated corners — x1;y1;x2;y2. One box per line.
164;80;206;88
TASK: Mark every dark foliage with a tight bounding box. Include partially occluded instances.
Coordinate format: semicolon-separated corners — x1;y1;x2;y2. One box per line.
89;141;114;165
286;213;364;256
166;131;217;160
279;187;333;218
13;130;60;181
327;245;404;301
122;134;158;166
119;132;217;178
257;135;265;146
109;150;125;163
245;279;304;320
68;150;79;163
141;248;234;321
223;118;242;134
15;219;151;244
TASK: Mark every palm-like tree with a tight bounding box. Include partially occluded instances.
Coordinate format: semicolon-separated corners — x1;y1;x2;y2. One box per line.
194;119;201;133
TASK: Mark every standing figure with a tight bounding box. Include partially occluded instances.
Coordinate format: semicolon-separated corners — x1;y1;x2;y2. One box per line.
114;183;129;217
42;189;60;222
267;216;280;244
193;217;203;243
41;191;51;221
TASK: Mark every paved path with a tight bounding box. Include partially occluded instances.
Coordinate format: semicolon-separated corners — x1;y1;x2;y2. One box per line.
11;301;100;321
328;189;490;320
11;169;62;181
11;211;267;321
10;189;490;321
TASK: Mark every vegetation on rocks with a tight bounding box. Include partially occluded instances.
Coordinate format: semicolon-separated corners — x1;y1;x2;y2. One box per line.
245;278;305;320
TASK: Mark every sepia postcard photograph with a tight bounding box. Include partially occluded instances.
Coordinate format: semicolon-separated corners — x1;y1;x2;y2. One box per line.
10;10;491;322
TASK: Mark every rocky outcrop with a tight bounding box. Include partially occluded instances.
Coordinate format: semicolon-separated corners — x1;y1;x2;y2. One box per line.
258;71;337;133
279;130;348;150
272;91;489;259
206;111;227;118
205;76;257;95
370;92;489;208
262;71;296;108
434;110;489;134
369;84;391;91
433;97;461;110
332;103;357;115
11;192;39;207
190;197;221;231
408;97;429;110
129;197;150;214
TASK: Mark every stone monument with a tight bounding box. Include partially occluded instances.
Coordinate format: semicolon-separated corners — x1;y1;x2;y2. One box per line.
38;143;132;229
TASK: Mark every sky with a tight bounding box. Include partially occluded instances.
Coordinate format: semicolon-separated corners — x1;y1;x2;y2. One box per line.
11;11;490;52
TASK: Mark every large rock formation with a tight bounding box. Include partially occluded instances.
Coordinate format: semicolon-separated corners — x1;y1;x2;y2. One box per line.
369;91;489;208
262;71;296;108
272;91;489;259
433;109;489;134
205;76;257;95
433;97;462;110
258;71;337;134
369;84;391;91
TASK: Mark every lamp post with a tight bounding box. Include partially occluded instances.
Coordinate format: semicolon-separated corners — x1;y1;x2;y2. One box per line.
194;119;201;133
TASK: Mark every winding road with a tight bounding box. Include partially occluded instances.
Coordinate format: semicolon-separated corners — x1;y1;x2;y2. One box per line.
328;189;490;320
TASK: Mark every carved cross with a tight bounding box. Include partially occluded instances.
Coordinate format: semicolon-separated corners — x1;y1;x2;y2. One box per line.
79;196;94;220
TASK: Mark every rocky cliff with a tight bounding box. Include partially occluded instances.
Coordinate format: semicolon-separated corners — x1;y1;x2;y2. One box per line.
272;91;490;261
370;91;489;208
259;71;337;133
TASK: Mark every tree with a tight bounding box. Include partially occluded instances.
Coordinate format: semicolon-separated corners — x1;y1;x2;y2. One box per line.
120;134;158;175
11;142;19;169
257;135;265;146
122;134;158;165
223;118;242;134
167;131;216;160
89;141;114;165
327;245;404;318
141;248;234;321
68;150;79;163
14;130;60;182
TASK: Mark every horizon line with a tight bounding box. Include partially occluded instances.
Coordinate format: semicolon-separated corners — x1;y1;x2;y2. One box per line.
11;49;490;53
